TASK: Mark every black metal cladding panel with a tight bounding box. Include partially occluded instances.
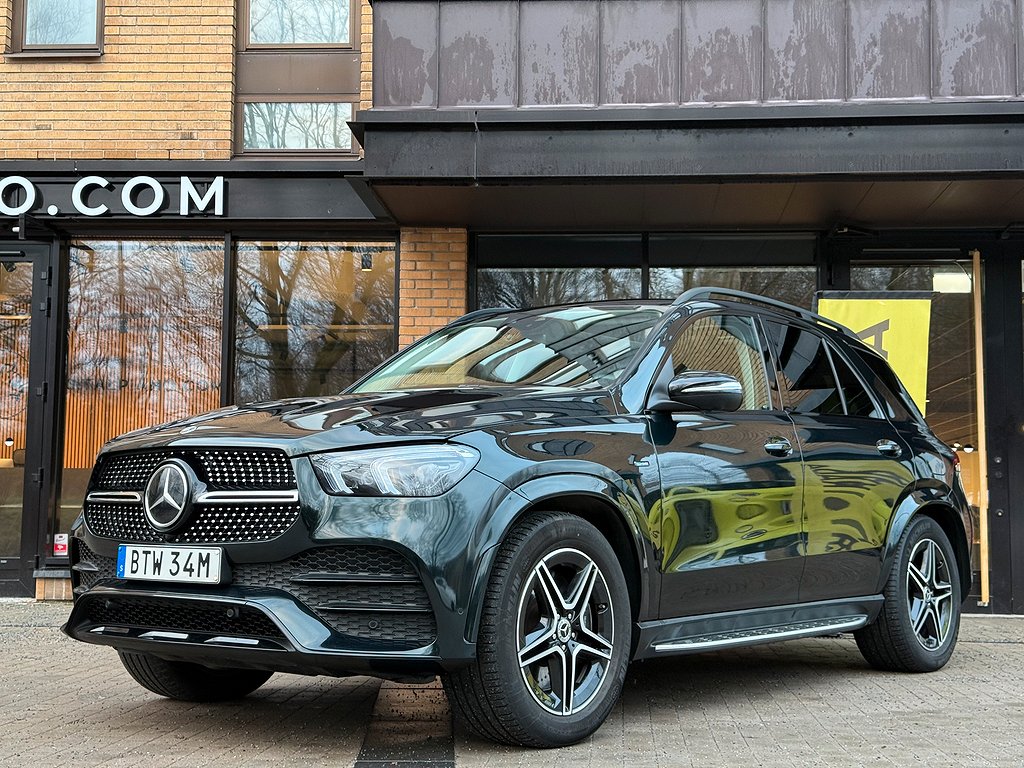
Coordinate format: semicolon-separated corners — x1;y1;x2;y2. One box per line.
848;0;929;99
682;0;762;103
82;596;285;639
519;1;598;106
374;1;439;107
765;0;844;101
438;0;518;107
601;0;679;105
372;0;1024;110
92;449;295;491
933;0;1015;98
84;503;301;544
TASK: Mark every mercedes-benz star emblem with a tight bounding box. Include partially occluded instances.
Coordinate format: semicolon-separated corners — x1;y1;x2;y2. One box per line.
143;460;193;532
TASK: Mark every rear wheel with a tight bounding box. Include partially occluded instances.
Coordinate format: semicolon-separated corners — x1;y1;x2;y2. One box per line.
443;512;631;747
855;515;961;672
118;651;273;701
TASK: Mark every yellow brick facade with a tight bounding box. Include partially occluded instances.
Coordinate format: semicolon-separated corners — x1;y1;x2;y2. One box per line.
0;0;235;160
398;228;469;348
360;0;372;111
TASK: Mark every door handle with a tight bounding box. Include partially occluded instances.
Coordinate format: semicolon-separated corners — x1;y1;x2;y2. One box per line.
876;439;903;458
763;437;793;457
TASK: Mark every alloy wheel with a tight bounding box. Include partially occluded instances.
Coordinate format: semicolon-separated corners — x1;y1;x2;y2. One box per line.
905;537;954;651
516;547;615;716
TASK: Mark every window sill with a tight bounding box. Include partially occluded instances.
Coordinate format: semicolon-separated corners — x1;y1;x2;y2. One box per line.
233;152;362;160
5;48;102;60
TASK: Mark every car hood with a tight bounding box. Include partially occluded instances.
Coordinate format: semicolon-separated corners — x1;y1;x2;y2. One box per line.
100;386;616;457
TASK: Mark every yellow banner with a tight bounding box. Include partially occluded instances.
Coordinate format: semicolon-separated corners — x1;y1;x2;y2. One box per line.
817;297;932;415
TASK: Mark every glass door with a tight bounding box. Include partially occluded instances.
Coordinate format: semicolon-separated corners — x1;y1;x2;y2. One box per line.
846;255;986;606
0;244;50;596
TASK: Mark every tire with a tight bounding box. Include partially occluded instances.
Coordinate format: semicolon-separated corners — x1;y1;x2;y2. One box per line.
443;511;631;748
855;515;961;673
118;651;273;702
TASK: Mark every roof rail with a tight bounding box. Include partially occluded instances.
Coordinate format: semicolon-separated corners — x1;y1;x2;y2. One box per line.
673;287;859;340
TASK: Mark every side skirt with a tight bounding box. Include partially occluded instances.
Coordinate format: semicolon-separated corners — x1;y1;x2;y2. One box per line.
633;595;884;659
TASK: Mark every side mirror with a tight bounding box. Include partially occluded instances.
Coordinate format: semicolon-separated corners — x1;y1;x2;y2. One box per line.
650;370;744;413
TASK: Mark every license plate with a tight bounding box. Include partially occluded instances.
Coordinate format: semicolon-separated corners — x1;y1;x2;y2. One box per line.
117;545;223;584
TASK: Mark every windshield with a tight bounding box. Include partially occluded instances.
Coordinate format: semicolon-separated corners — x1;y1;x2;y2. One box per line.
353;304;666;392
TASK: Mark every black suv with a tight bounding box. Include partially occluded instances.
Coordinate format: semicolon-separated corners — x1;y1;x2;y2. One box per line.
65;288;972;747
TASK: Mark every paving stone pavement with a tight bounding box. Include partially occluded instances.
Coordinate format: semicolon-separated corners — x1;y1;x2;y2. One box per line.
2;600;1023;767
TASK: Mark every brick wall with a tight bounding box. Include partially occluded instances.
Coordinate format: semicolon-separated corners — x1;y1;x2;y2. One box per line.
359;0;372;111
36;577;72;601
398;228;468;348
0;0;235;160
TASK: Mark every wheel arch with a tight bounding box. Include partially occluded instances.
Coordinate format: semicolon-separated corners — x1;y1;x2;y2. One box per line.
464;475;655;651
916;504;973;601
883;491;972;601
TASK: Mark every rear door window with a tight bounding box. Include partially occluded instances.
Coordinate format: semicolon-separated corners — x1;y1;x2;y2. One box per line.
828;345;884;419
763;321;843;415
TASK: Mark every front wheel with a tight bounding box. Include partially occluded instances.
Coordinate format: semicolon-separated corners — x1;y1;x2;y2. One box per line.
118;651;273;701
855;515;961;672
443;512;631;747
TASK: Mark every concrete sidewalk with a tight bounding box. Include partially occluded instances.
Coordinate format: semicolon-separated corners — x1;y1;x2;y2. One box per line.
2;600;1022;767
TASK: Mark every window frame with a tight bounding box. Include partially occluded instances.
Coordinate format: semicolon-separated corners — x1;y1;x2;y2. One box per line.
234;0;362;156
237;0;359;52
822;338;888;421
8;0;104;56
763;316;889;420
653;309;779;414
234;97;359;156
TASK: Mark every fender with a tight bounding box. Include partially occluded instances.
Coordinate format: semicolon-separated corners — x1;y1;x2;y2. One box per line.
878;485;972;598
462;472;658;645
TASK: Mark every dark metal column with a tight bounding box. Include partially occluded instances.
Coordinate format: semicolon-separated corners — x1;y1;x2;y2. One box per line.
981;243;1020;614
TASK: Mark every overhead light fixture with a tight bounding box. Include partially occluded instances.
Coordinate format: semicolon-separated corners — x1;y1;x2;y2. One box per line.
360;252;373;271
963;444;975;453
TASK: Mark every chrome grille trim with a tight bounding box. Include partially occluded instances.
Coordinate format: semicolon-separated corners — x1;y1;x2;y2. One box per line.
195;490;300;504
86;491;142;504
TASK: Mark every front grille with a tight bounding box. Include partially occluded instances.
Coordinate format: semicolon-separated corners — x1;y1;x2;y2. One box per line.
85;502;301;544
81;595;285;639
84;448;300;544
72;543;437;651
93;449;295;491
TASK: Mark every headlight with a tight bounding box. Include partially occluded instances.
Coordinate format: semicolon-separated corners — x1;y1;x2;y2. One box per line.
309;445;479;497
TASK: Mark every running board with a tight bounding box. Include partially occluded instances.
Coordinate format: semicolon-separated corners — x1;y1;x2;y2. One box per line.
652;615;869;654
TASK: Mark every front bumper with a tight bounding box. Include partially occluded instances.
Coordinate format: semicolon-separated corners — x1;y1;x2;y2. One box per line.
65;467;513;678
63;583;451;681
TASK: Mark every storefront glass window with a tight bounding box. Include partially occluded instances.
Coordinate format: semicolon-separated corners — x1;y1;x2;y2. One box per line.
0;263;33;560
234;240;396;403
60;240;224;535
849;260;982;593
477;268;642;309
650;266;817;307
